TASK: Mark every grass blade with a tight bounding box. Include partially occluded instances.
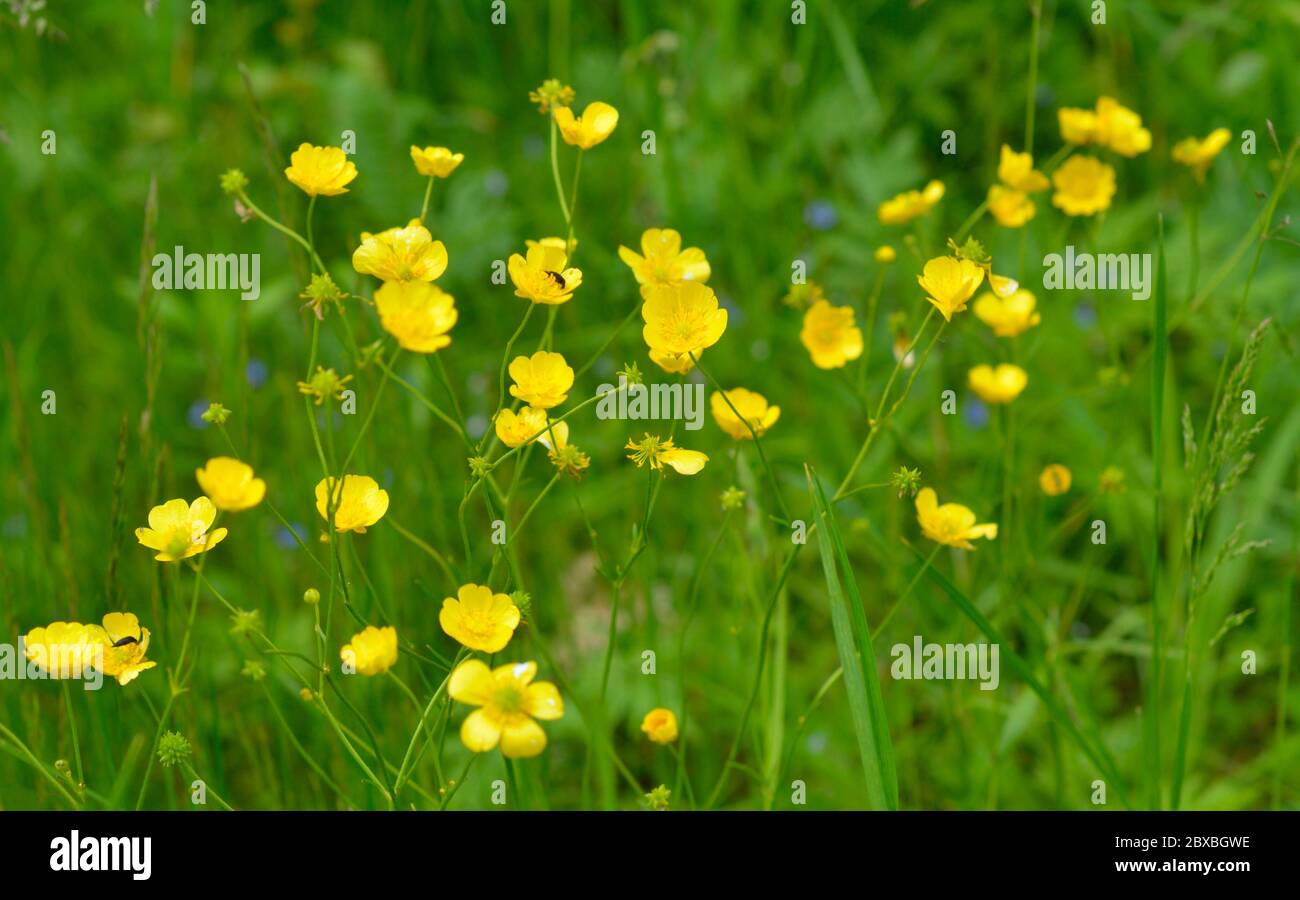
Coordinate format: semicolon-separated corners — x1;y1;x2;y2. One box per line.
1150;216;1168;810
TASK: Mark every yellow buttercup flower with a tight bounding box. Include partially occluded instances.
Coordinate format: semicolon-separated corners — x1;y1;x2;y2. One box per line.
1058;107;1099;145
987;185;1036;228
800;300;863;369
878;179;944;225
134;497;227;562
640;281;728;358
315;475;389;533
1051;155;1115;216
915;487;998;550
351;219;448;283
1094;96;1151;157
525;236;576;254
494;406;549;448
449;659;564;759
410;145;464;178
23;621;103;680
875;245;897;264
537;420;590;477
997;145;1049;192
711;388;780;440
968;363;1028;404
1039;464;1072;496
341;625;398;676
649;348;697;374
374;281;458;353
195;457;266;512
641;708;679;745
973;289;1041;338
554;101;619;149
94;613;157;685
917;255;985;321
508;243;582;305
440;583;521;654
1172;128;1231;183
625;434;708;475
988;271;1020;299
617;228;711;286
508;351;574;409
284;143;357;197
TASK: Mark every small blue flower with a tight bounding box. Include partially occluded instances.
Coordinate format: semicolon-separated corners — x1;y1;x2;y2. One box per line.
188;400;211;429
246;359;268;388
804;200;838;231
963;397;989;430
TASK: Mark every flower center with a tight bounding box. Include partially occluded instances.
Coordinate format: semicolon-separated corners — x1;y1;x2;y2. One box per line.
494;684;524;714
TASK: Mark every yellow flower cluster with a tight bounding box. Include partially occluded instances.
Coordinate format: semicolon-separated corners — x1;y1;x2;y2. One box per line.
988;145;1050;228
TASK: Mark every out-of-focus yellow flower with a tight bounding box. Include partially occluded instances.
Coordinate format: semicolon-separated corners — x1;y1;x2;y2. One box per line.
997;145;1050;192
617;228;711;286
352;219;448;284
315;475;389;533
440;583;521;653
554;101;619;149
93;613;157;685
410;145;464;178
494;406;549;448
973;289;1041;337
196;457;266;513
341;625;398;676
915;487;998;550
449;659;564;758
284;143;357;197
625;434;708;475
640;281;728;358
23;621;102;680
1172;128;1231;183
135;497;227;562
640;708;679;745
800;300;863;369
1039;464;1072;496
878;179;944;225
968;363;1028;404
917;256;984;321
1095;97;1152;157
781;282;826;309
875;245;897;264
508;351;574;409
1099;465;1126;494
711;388;780;440
988;185;1036;228
525;236;576;254
508;243;582;305
988;271;1020;299
374;281;458;353
1051;155;1116;216
1058;107;1099;145
649;348;697;374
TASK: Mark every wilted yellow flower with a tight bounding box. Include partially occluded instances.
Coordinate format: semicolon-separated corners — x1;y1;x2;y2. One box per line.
649;348;697;374
1172;128;1231;183
1051;155;1115;216
374;281;458;353
23;622;103;681
917;256;985;321
195;457;266;513
711;388;780;440
284;143;357;197
440;583;521;654
508;243;582;305
987;184;1036;228
997;145;1050;192
617;228;711;286
508;351;574;409
135;497;227;562
915;487;998;550
341;625;398;676
973;289;1041;337
1039;464;1072;496
315;475;389;533
878;179;944;225
641;708;679;745
494;406;549;448
640;281;728;358
968;363;1028;404
410;145;464;178
1094;96;1152;157
800;300;863;369
554;101;619;149
625;434;708;475
875;245;897;264
449;659;564;758
352;219;448;283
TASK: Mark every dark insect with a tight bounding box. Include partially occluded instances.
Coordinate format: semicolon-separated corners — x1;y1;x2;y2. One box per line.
112;635;139;647
544;270;566;290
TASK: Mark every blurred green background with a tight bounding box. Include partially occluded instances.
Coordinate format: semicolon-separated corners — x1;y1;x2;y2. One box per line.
1;0;1298;810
